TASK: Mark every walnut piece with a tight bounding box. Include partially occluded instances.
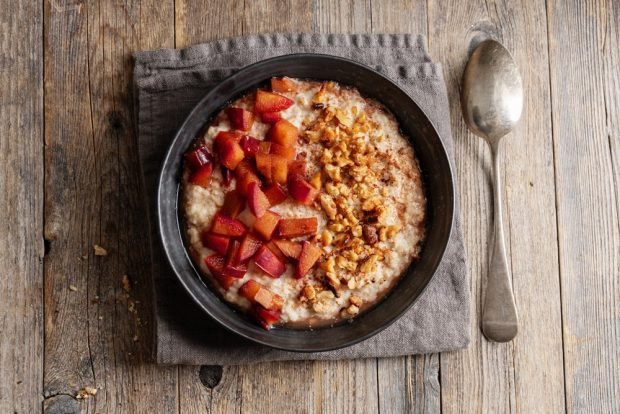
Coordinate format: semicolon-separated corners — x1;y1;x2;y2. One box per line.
362;225;379;245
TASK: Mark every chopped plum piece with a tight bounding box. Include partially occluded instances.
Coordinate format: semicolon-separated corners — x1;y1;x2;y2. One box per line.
223;263;247;278
214;130;242;150
273;239;302;260
185;145;212;171
204;254;236;289
265;240;286;261
251;305;281;330
235;160;261;196
211;212;247;237
240;135;261;158
270;77;296;92
255;152;272;181
270;143;296;162
225;240;241;267
189;163;214;188
247;182;271;218
255;90;294;113
200;232;230;255
270;154;288;185
258;141;272;154
239;280;284;310
277;217;318;238
267;119;298;147
288;160;306;177
271;77;296;93
221;189;245;218
223;240;247;278
295;241;322;279
221;166;233;186
253;210;281;240
260;111;282;124
225;107;254;131
253;245;286;278
263;183;287;206
218;139;245;170
237;233;262;263
288;174;319;205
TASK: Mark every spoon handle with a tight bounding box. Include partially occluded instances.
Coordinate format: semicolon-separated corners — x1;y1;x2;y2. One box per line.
482;142;519;342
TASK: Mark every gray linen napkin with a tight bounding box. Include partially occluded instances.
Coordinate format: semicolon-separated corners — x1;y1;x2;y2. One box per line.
134;33;470;365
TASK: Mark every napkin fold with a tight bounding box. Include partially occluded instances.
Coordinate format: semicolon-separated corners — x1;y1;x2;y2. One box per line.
134;33;470;365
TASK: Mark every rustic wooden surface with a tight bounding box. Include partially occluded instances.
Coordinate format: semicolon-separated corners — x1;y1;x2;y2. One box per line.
0;0;618;413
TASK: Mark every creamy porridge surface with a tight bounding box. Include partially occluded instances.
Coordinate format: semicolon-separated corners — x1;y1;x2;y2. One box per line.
181;78;426;329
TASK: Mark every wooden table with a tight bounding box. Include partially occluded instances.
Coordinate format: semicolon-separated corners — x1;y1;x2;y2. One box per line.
2;0;618;412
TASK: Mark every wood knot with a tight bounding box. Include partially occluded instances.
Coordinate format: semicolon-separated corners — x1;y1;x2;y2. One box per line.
107;110;124;131
199;365;223;389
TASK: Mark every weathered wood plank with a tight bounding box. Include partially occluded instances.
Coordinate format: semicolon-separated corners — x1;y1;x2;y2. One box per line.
173;2;326;413
243;0;313;36
0;1;43;413
173;2;246;412
175;0;245;48
370;0;428;35
43;1;178;413
140;0;175;49
377;355;440;414
366;2;443;413
547;0;620;411
179;365;241;414
428;0;565;412
314;0;371;33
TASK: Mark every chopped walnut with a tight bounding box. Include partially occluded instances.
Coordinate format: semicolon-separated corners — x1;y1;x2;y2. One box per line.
301;285;316;301
93;245;108;256
321;257;336;273
325;272;341;289
312;290;336;313
76;386;98;399
360;254;381;273
319;194;338;220
320;229;334;246
349;295;363;307
345;304;360;315
121;275;131;293
362;225;379;245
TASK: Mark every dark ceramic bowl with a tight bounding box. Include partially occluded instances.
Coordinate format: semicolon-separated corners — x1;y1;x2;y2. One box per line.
158;54;454;352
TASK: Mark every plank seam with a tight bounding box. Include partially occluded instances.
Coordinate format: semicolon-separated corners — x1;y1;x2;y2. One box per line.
375;359;381;414
41;0;47;409
83;3;99;403
543;0;569;410
603;75;620;243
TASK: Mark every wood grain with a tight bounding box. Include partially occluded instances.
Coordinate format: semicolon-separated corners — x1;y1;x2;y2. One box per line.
547;0;620;411
314;0;371;33
0;1;43;413
175;0;245;48
370;0;428;35
43;1;178;413
3;0;618;413
243;0;313;35
427;0;565;412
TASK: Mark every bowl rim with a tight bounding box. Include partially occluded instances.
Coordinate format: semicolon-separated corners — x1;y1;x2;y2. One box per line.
157;53;455;352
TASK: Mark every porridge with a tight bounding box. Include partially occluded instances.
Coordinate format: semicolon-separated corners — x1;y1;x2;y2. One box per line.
181;77;426;329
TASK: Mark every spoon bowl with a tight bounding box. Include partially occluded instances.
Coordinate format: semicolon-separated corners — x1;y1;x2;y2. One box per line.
462;40;523;143
461;40;523;342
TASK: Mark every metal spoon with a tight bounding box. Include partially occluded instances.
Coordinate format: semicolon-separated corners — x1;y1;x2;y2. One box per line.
461;39;523;342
